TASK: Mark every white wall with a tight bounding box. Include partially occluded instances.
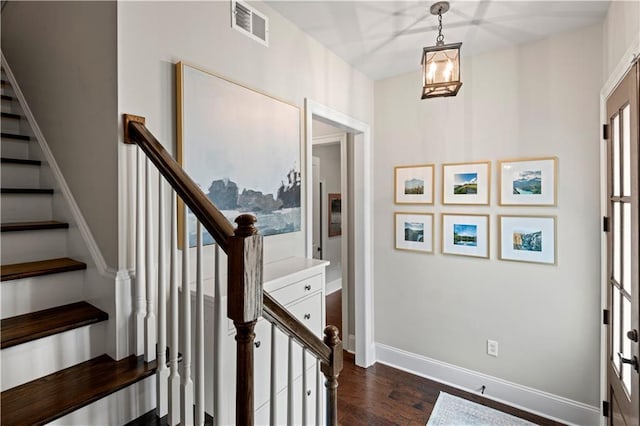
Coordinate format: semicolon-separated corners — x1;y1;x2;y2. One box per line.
1;1;119;268
374;24;603;407
602;0;640;79
117;1;373;270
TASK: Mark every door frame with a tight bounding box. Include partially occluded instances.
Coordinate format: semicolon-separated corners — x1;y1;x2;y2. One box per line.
600;35;640;422
304;99;374;368
312;132;349;352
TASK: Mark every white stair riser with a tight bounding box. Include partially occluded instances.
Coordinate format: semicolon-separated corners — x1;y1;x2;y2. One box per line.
1;193;53;221
1;229;67;264
1;270;85;319
1;139;30;159
0;163;40;188
1;117;23;134
1;322;107;391
49;376;156;426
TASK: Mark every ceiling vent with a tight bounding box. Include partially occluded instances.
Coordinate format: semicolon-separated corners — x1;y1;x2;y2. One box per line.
231;0;269;47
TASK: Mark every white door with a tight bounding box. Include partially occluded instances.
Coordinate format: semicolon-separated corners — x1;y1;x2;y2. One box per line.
605;62;639;426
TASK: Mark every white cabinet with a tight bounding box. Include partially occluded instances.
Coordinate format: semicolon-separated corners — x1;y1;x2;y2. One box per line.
214;257;328;425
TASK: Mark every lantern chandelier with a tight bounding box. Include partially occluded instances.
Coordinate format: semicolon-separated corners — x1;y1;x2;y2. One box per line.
421;1;462;99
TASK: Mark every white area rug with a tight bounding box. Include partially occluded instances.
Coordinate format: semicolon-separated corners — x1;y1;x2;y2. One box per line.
427;392;539;426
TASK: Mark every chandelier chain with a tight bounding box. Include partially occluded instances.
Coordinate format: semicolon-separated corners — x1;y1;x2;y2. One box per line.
436;11;444;43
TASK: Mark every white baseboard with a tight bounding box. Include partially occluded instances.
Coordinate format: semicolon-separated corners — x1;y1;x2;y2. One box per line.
347;334;356;353
326;278;342;295
375;343;599;426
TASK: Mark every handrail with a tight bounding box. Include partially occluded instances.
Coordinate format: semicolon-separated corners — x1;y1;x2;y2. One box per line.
124;115;235;253
263;293;332;363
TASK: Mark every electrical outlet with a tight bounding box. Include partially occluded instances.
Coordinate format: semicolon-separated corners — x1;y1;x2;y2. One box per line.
487;340;498;357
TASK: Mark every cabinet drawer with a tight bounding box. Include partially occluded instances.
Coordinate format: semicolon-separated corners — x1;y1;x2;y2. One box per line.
270;274;322;306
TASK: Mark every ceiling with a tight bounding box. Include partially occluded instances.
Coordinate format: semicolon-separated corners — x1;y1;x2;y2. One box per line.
266;1;610;80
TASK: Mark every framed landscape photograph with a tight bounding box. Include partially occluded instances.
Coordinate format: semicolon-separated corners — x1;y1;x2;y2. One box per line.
441;214;489;258
499;215;556;264
395;212;434;253
394;164;434;205
498;157;557;206
442;161;490;205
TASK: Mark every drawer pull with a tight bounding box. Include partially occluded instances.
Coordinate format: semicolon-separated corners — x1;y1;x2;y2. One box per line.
304;284;312;291
304;313;311;320
254;341;261;348
306;390;312;396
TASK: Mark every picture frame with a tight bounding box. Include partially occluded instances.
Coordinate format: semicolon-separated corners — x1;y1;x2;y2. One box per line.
395;212;434;253
394;164;434;205
176;62;301;247
441;213;489;258
498;215;556;264
498;157;557;206
328;193;342;237
441;161;491;205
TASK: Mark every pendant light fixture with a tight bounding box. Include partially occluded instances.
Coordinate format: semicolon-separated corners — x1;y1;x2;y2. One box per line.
421;1;462;99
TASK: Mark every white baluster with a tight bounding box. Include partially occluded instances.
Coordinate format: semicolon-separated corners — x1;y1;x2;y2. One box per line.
287;336;294;426
135;148;146;356
213;245;223;426
195;222;205;426
302;348;307;425
181;202;194;425
145;159;156;362
168;192;181;426
269;323;277;426
156;176;169;416
316;360;322;426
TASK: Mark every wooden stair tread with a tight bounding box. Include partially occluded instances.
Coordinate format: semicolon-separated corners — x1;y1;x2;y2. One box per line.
1;301;108;349
1;220;69;232
1;257;86;281
1;132;30;141
1;187;53;194
1;354;156;425
1;157;41;166
1;112;21;120
1;94;14;101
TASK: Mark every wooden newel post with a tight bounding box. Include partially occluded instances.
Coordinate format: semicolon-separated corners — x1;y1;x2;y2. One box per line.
228;214;263;426
321;325;343;426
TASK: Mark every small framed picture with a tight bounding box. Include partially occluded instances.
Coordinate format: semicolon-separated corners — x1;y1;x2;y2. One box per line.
499;215;556;264
328;193;342;237
498;157;557;206
394;164;434;205
442;161;491;205
441;214;489;258
395;212;434;253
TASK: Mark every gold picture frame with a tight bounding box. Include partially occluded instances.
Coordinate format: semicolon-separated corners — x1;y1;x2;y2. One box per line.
498;157;558;206
441;161;491;205
394;164;435;205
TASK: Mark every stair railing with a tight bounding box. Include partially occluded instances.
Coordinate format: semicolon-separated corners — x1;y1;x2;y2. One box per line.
123;114;343;425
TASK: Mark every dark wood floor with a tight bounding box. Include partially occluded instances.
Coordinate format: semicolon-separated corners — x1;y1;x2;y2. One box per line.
326;290;564;426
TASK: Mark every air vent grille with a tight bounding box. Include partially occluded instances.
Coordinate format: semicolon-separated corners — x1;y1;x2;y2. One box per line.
231;0;269;46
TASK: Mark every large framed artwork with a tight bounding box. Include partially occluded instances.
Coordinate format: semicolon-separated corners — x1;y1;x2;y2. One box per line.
498;157;557;206
441;161;491;205
498;215;556;264
441;213;489;258
176;62;301;246
394;164;434;204
395;212;434;253
328;193;342;237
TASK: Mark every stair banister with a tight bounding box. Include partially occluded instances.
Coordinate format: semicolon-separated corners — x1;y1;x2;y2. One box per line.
123;114;343;425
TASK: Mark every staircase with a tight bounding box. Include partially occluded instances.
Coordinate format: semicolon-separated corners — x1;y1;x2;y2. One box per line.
1;68;154;424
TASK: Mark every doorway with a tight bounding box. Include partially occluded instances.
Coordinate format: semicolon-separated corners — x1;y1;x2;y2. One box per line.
304;99;374;368
311;126;348;349
604;61;638;425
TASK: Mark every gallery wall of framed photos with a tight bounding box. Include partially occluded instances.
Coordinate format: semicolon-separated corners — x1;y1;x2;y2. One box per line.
393;156;558;265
